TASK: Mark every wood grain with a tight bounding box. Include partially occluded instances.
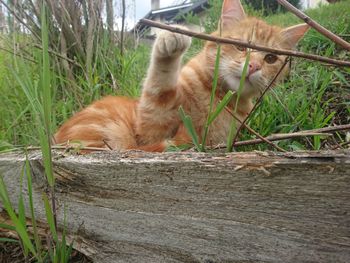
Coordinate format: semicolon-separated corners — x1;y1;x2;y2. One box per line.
0;150;349;262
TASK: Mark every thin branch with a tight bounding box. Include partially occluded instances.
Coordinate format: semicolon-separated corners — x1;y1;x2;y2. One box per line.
120;0;126;57
103;139;113;150
233;132;331;147
0;46;36;63
224;107;287;152
213;124;350;149
85;0;96;71
106;0;114;42
139;19;350;67
277;0;350;51
0;0;41;40
0;145;110;154
332;141;350;150
47;0;85;59
296;124;350;134
231;59;291;149
33;44;82;67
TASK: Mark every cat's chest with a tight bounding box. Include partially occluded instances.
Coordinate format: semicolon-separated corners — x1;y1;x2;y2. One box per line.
184;89;248;146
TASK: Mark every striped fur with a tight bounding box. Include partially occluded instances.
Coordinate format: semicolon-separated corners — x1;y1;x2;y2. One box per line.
54;0;308;152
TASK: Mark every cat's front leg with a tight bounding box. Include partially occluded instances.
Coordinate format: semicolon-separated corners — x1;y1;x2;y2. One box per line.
145;28;191;92
136;29;191;146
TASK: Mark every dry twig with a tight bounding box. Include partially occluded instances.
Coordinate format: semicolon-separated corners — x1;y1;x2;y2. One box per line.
0;0;41;40
120;0;126;57
0;46;36;63
277;0;350;51
224;107;287;152
332;141;350;150
139;19;350;67
214;124;350;149
0;145;110;153
33;44;81;67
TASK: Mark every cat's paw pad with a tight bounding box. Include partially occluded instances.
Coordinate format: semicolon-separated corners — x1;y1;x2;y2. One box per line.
155;27;191;58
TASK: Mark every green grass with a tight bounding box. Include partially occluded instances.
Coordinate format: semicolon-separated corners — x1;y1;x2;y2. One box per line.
0;5;74;262
237;1;350;151
0;158;74;262
0;32;150;152
182;0;349;151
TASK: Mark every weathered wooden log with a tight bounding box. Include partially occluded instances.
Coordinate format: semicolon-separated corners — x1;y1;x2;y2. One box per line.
0;150;350;263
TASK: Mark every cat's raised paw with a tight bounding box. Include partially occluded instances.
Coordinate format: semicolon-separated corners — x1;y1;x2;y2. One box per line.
154;28;191;58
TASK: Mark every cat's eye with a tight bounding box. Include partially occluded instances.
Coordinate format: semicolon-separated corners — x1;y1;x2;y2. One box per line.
235;45;247;52
264;54;278;64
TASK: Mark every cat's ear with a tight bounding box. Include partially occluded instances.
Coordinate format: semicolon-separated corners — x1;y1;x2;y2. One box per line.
220;0;246;30
281;24;309;48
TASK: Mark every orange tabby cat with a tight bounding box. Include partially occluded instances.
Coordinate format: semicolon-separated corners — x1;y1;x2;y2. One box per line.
54;0;308;152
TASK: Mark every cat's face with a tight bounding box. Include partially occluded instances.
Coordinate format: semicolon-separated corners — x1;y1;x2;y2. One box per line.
205;0;309;97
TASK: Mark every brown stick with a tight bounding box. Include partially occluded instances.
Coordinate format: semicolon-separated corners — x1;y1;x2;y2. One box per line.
213;124;350;149
120;0;126;57
224;107;287;152
296;124;350;134
332;141;350;150
233;132;331;147
33;44;82;67
0;46;36;63
0;0;41;41
0;145;110;154
277;0;350;51
237;124;350;146
225;103;286;152
139;19;350;67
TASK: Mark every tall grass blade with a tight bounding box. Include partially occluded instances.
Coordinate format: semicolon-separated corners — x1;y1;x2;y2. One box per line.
235;51;250;111
25;155;43;258
38;128;54;186
0;223;16;231
208;90;234;125
227;50;250;152
40;3;54;187
10;67;42;118
41;3;51;128
42;193;58;242
201;45;222;151
18;168;29;257
0;238;20;243
18;170;26;227
0;176;37;256
65;242;74;263
226;119;237;152
61;205;74;263
179;106;201;151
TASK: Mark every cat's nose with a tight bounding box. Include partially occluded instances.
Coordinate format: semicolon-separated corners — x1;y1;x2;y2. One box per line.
248;61;261;76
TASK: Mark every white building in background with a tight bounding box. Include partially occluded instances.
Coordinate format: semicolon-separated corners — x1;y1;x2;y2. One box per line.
133;0;330;38
133;0;209;37
301;0;328;9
